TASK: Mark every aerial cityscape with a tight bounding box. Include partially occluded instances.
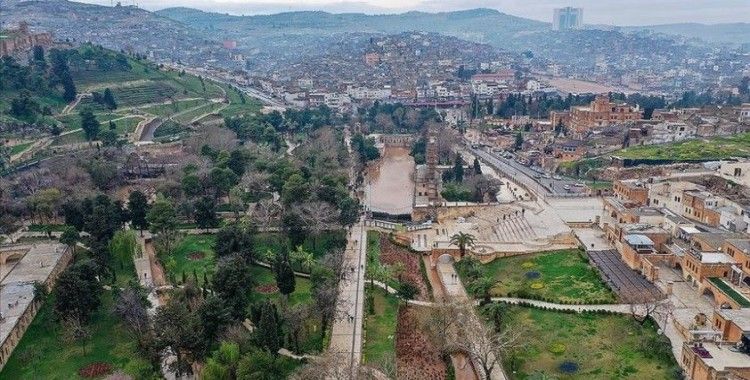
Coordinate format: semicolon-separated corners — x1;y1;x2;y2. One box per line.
1;0;750;379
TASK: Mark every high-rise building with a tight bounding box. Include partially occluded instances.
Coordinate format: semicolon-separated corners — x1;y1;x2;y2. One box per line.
553;7;583;31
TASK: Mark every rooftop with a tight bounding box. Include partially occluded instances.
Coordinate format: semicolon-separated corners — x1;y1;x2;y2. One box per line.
686;342;750;372
624;234;655;247
0;243;69;349
716;309;750;331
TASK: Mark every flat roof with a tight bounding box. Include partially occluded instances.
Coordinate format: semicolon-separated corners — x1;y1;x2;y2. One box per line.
687;342;750;371
680;226;702;234
624;234;654;246
699;252;735;264
0;243;68;349
717;309;750;331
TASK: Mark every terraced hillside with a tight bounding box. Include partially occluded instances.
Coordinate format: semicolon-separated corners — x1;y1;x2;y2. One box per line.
1;44;260;171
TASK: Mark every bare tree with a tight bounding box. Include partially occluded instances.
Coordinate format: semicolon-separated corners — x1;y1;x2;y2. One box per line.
252;198;282;229
421;300;521;380
113;285;152;346
629;294;673;329
61;316;92;355
300;201;338;250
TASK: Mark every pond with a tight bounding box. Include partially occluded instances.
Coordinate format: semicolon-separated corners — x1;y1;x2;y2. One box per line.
365;146;415;216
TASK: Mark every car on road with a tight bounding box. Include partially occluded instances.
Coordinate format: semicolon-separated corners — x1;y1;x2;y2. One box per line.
553;175;562;180
563;184;571;191
574;183;586;187
542;173;551;179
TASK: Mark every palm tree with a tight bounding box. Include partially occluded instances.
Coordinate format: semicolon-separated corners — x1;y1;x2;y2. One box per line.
449;232;476;258
291;246;316;274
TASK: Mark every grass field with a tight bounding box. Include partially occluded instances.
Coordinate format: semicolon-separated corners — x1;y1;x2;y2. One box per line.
164;234;217;286
614;133;750;160
51;130;86;146
498;305;680;379
248;265;313;307
9;142;32;155
363;287;399;365
56;112;122;132
172;101;225;124
458;249;616;304
140;98;209;117
1;292;154;379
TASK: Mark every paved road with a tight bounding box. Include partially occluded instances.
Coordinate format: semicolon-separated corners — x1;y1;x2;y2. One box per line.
329;221;367;375
468;146;584;197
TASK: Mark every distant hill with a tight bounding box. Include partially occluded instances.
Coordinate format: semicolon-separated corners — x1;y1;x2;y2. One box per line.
2;0;213;65
620;23;750;46
155;7;549;46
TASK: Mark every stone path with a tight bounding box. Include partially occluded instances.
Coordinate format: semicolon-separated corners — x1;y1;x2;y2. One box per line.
328;221;367;375
490;297;633;313
437;259;506;380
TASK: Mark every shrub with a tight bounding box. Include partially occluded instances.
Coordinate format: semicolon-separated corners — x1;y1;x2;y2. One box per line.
79;362;113;378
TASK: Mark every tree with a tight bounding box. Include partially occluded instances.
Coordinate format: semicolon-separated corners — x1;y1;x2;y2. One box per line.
99;130;118;147
213;254;254;319
102;87;117;110
629;294;673;327
110;230;138;269
281;173;310;205
291;246;316;273
470;276;497;305
214;223;254;262
194;196;219;231
473;157;482;175
79;108;100;141
113;284;151;347
128;190;149;233
197;296;232;343
202;341;240;380
54;260;102;323
153;300;203;377
61;72;77;102
453;153;465;183
61;316;92;355
60;225;79;251
274;249;296;303
449;232;476;258
256;301;282;354
237;348;290;380
147;196;178;254
514;132;523;151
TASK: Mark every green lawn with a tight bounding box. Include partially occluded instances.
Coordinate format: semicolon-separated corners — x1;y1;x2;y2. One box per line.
10;142;32;155
498;305;680;379
140;98;209;117
1;292;154;379
362;287;399;365
164;234;217;286
248;265;313;307
614;133;750;161
51;130;86;146
458;249;616;304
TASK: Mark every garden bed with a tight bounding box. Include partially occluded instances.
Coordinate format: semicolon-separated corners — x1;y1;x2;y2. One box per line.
395;305;446;380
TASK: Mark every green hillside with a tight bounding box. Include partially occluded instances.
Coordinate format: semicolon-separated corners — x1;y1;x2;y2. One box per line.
1;44;260;170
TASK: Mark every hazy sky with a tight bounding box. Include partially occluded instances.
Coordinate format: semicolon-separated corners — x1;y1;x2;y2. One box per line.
85;0;750;25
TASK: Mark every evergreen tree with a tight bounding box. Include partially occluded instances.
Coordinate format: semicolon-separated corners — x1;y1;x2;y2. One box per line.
128;190;149;233
453;154;465;183
61;72;77;102
102;88;117;110
194;196;219;230
257;302;281;354
274;249;296;301
514;132;523;151
79;108;100;141
473;157;482;175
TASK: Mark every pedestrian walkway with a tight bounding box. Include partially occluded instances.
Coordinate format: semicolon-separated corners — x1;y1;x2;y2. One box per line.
437;258;507;380
328;221;367;375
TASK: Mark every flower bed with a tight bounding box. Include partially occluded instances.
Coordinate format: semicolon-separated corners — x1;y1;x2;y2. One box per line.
78;362;112;378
